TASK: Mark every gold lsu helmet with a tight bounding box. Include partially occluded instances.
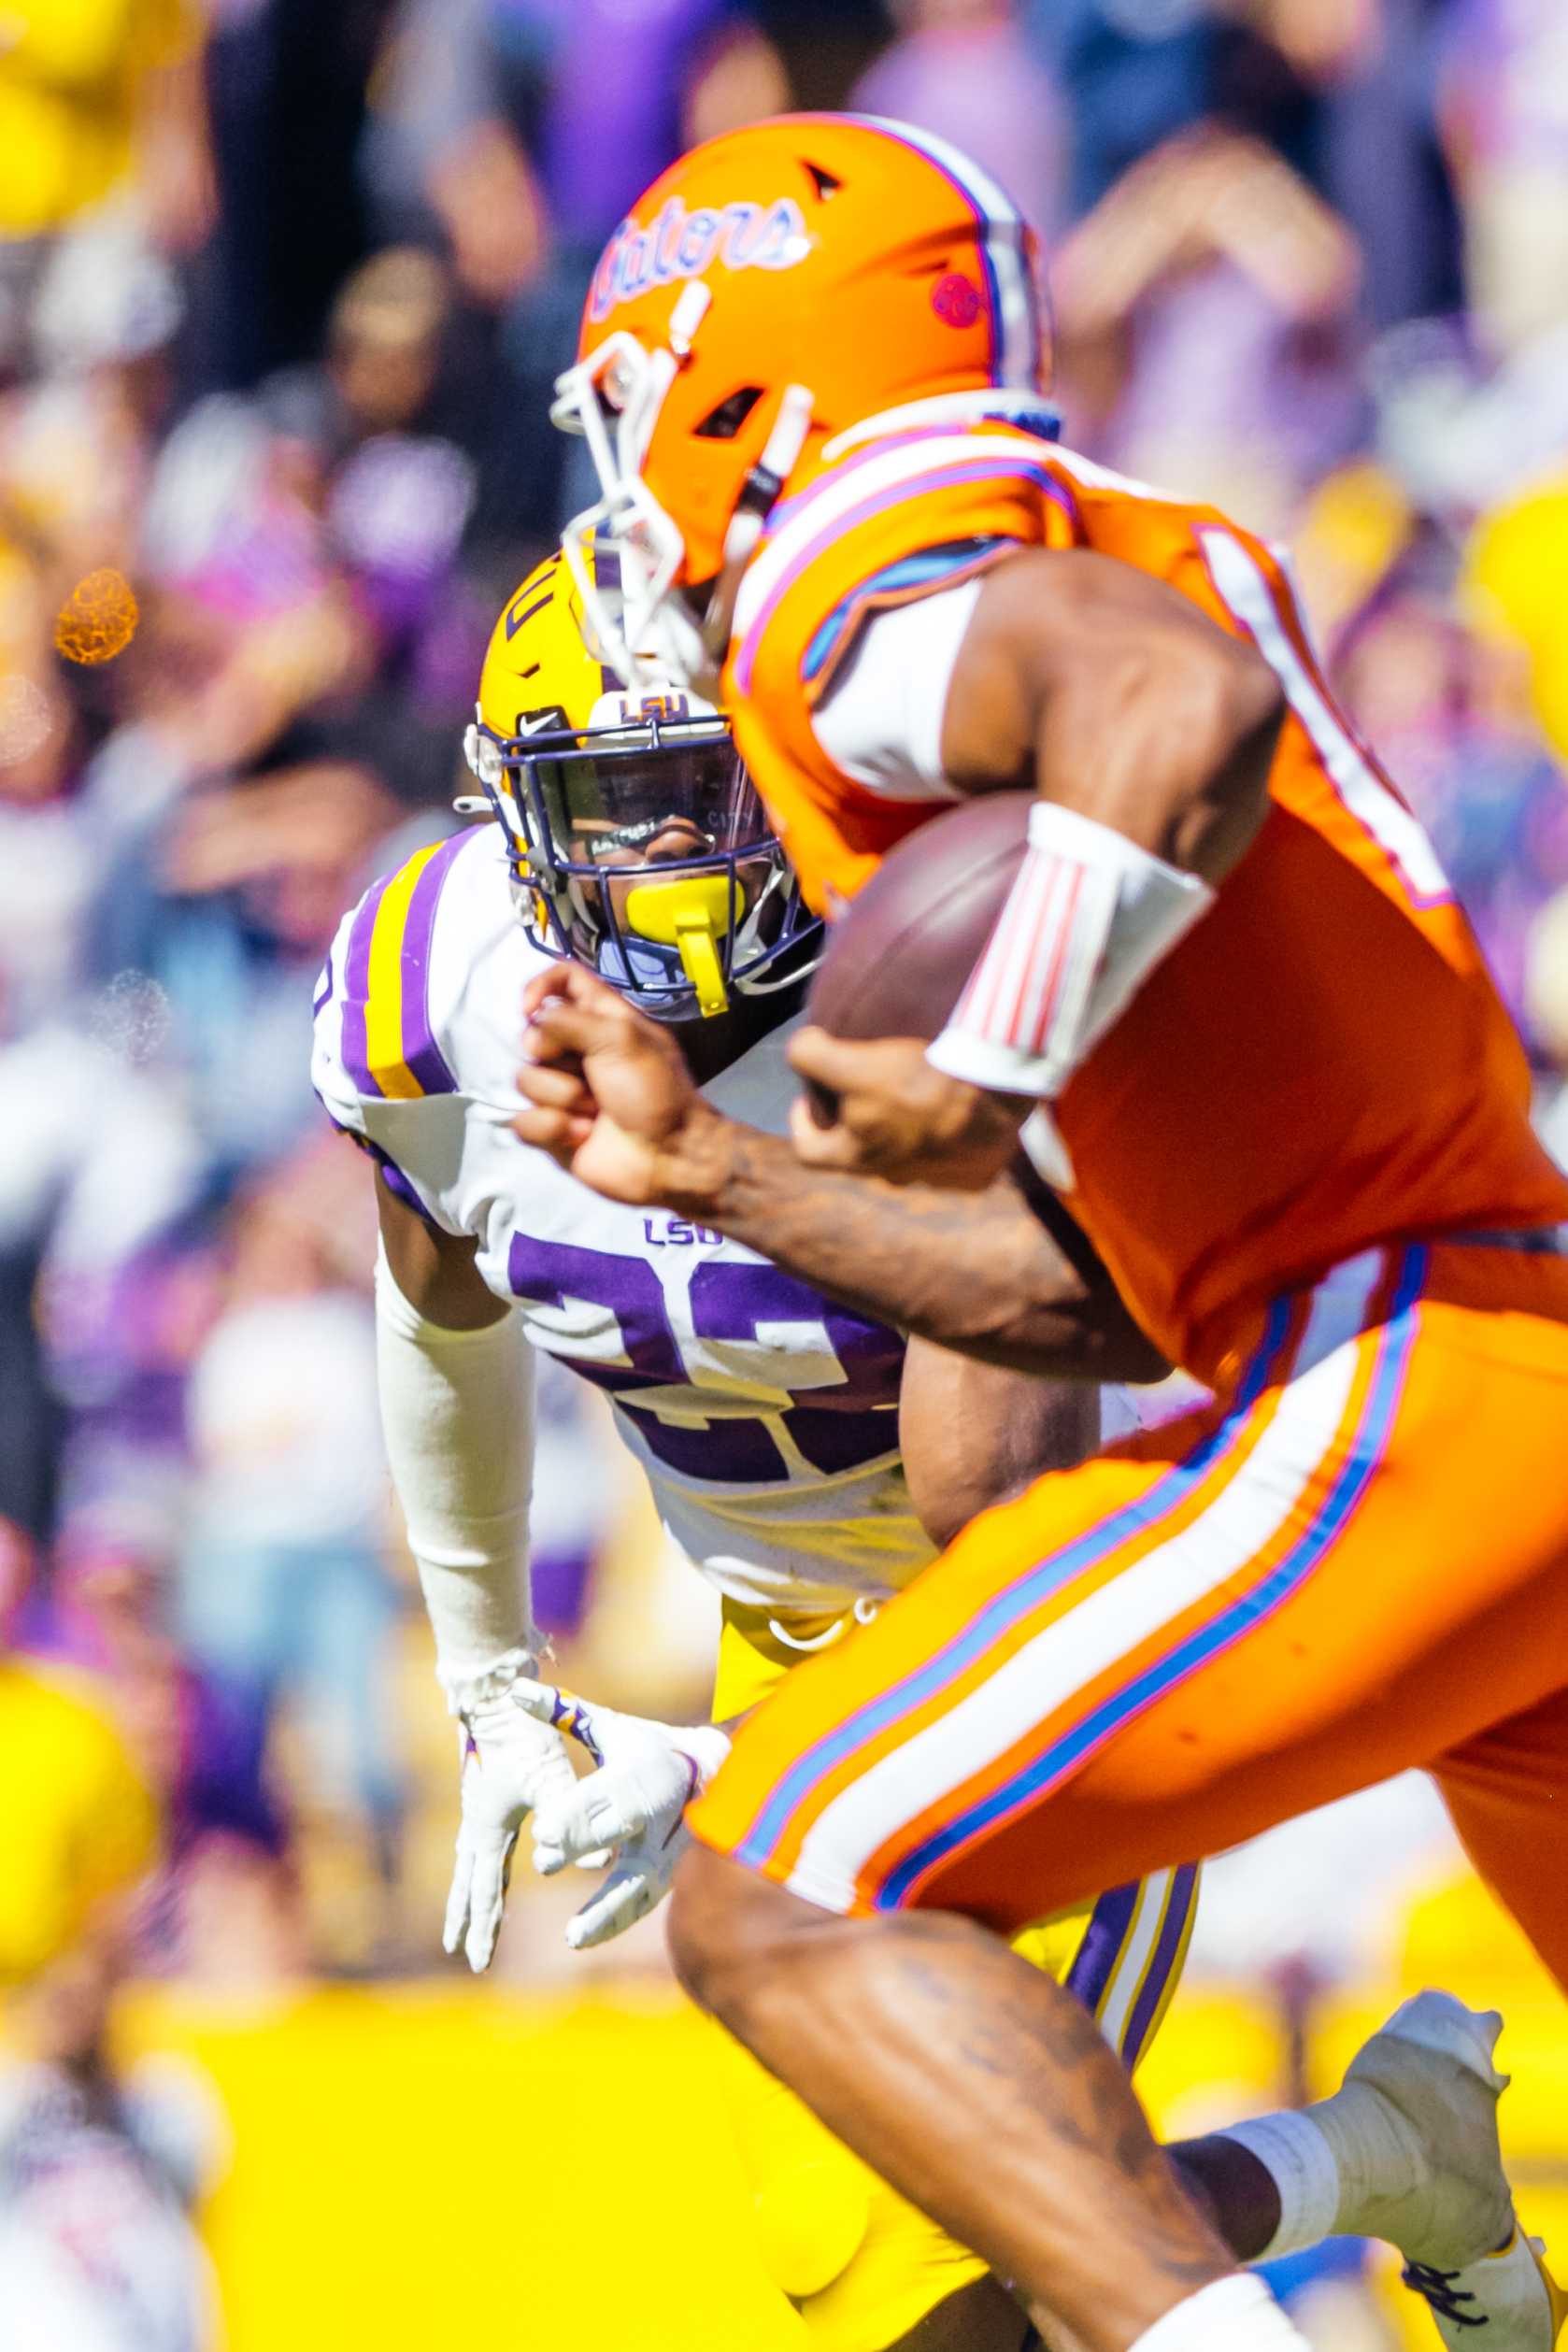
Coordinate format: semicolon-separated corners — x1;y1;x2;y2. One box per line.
463;547;819;1019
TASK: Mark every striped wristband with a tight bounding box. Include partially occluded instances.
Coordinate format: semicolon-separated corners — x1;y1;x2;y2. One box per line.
927;799;1213;1099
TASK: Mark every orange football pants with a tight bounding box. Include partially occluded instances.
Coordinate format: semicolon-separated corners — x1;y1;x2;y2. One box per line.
691;1238;1568;1988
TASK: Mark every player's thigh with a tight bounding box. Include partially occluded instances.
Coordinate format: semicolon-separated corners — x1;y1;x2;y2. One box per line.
692;1266;1568;1929
691;1408;1210;1909
710;1605;1052;2346
913;1288;1568;1924
1435;1685;1568;1998
715;1878;1195;2352
710;1608;1200;2351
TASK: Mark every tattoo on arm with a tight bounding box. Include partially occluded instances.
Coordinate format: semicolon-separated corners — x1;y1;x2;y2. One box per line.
669;1126;1165;1381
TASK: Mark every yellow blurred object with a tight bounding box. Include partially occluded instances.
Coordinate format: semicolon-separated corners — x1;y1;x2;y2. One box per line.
99;1949;1568;2352
1463;476;1568;649
1462;476;1568;761
0;0;200;236
53;563;137;663
0;1655;158;1986
117;1982;808;2352
87;1976;1314;2352
1399;1865;1565;2010
1291;460;1413;638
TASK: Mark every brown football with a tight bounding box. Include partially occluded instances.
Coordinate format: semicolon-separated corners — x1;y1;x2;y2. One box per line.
801;791;1031;1121
805;791;1030;1043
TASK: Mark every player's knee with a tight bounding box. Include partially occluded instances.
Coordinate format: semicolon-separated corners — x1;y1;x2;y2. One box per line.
668;1841;828;2022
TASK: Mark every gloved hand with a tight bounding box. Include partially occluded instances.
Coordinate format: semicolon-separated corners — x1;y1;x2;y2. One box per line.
442;1652;578;1972
511;1680;731;1951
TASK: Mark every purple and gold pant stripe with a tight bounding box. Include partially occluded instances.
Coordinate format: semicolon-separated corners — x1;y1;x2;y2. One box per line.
340;834;468;1099
1065;1863;1200;2070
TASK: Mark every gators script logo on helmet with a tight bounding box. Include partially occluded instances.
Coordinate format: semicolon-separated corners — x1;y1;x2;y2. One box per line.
550;113;1055;694
463;549;820;1021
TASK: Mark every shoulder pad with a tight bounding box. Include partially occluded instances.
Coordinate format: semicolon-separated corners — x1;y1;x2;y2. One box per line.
732;429;1072;709
328;831;473;1104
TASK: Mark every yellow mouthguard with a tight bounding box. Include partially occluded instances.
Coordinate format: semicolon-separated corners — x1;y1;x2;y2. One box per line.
622;873;734;1017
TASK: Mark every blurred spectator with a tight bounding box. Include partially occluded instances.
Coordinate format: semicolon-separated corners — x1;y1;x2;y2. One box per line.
367;0;783;292
1053;124;1363;527
176;1139;406;1918
850;0;1067;240
194;0;389;392
257;249;499;737
0;1016;202;1538
0;0;213;377
1333;560;1568;1030
88;742;406;1179
0;1678;221;2352
364;0;787;534
1301;0;1462;335
1028;0;1461;331
1437;0;1568;357
261;246;462;460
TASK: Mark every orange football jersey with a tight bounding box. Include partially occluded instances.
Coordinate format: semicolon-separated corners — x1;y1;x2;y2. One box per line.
722;425;1568;1381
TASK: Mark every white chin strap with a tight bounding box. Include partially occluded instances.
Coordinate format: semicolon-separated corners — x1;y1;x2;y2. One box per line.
552;284;812;698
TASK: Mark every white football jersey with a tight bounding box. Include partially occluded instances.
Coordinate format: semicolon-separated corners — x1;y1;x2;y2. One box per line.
312;821;935;1611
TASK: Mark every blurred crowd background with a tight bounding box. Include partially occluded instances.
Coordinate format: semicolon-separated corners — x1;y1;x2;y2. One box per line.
4;3;1568;2346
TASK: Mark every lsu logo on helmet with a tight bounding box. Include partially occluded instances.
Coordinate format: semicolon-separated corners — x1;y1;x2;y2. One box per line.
463;549;820;1023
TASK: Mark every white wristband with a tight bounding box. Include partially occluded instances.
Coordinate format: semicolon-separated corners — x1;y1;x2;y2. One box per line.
927;799;1214;1099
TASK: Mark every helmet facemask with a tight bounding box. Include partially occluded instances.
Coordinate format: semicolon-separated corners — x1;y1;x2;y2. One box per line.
463;700;820;1022
552;286;813;699
551;328;701;692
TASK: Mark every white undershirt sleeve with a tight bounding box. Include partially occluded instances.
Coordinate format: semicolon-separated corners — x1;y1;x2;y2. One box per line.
375;1240;538;1708
809;580;982;801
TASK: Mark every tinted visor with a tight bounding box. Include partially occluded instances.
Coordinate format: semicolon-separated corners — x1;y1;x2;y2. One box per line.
528;725;766;880
469;709;820;1019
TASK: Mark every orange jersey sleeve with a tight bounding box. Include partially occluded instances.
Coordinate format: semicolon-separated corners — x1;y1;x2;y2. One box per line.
724;431;1568;1378
724;421;1075;908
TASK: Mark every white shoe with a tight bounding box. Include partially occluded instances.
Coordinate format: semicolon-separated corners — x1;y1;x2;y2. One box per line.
1338;1990;1566;2351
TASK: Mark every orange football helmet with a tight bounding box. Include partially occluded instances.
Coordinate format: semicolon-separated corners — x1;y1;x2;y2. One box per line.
549;113;1055;692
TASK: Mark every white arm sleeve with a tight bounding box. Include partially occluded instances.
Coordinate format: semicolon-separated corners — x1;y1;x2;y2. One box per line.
809;580;981;801
375;1241;538;1707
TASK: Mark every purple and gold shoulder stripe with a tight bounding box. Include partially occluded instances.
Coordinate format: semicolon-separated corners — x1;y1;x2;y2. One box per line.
339;832;469;1100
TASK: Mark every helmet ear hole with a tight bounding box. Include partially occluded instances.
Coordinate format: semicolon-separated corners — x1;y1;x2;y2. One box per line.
804;162;842;200
695;386;763;440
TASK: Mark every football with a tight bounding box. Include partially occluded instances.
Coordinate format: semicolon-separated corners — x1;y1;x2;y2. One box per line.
805;791;1032;1047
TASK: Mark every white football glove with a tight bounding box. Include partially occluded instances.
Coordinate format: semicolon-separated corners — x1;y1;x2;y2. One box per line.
442;1653;578;1973
511;1680;731;1951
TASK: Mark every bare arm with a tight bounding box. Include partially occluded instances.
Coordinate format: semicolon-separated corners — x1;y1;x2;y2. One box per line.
377;1176;508;1328
785;548;1285;1182
940;546;1284;882
673;1120;1163;1381
511;964;1169;1385
898;1339;1103;1551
